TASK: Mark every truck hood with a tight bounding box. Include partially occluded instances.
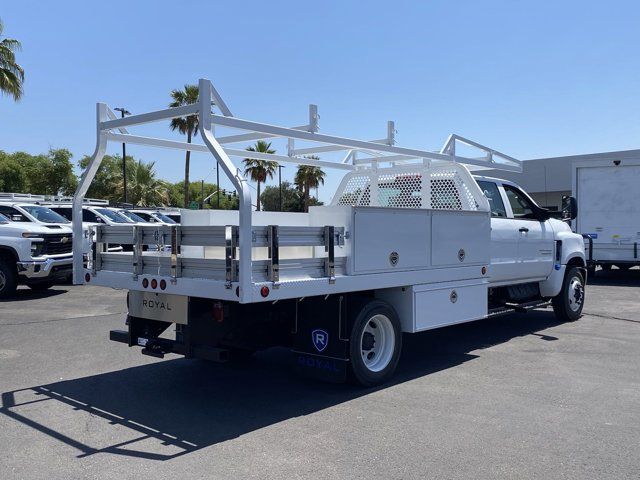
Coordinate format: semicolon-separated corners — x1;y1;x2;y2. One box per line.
548;218;573;234
0;222;73;236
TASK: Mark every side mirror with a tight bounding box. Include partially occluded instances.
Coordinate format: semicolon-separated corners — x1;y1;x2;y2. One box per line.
95;217;104;223
562;195;578;221
11;214;23;221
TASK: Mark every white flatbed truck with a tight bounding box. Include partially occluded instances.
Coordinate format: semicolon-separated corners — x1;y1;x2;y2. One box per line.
572;158;640;273
72;79;587;386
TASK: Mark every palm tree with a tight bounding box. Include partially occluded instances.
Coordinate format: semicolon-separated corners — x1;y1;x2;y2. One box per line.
127;160;169;206
243;140;278;211
295;158;326;212
169;84;199;206
0;18;24;101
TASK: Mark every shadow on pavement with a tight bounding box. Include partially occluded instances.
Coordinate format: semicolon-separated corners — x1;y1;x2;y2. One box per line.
2;288;67;302
0;310;563;461
587;268;640;287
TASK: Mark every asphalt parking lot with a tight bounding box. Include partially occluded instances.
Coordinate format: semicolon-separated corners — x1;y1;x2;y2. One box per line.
1;271;639;480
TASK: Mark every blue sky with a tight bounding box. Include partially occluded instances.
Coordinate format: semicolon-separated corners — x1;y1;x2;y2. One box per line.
1;0;639;202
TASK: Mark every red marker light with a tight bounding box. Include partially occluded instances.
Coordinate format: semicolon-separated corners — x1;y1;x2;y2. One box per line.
151;279;158;289
160;279;167;290
260;286;270;298
481;266;487;275
142;278;149;288
84;273;91;283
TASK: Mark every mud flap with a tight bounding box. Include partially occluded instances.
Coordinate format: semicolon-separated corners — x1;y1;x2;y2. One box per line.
291;295;353;383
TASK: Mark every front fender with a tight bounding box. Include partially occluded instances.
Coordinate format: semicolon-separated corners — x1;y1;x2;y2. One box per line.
539;229;586;298
557;230;586;266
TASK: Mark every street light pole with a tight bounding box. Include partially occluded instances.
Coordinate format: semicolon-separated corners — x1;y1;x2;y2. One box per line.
278;164;285;212
216;161;220;209
114;107;131;203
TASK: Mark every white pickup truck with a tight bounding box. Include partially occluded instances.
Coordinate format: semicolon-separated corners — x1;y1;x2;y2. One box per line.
73;79;586;386
0;212;73;298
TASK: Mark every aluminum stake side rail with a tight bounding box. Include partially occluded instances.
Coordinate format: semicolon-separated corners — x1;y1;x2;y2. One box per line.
73;79;586;386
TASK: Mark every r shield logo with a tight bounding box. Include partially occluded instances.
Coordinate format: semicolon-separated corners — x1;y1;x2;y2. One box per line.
311;329;329;353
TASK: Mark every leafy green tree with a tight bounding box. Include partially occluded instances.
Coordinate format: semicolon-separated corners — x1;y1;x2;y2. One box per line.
243;141;278;211
169;84;199;206
127;160;169;206
260;181;323;212
78;154;134;201
0;149;76;195
78;155;168;205
0;152;25;191
48;149;78;195
0;18;24;101
166;180;238;210
294;159;326;212
260;181;303;212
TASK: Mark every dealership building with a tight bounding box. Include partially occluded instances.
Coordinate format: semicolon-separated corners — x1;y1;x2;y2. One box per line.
484;148;640;211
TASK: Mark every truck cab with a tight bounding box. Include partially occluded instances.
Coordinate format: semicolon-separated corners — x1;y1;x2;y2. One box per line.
473;176;585;320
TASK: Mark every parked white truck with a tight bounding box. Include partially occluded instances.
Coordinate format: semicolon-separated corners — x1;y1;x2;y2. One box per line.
0;212;73;298
572;158;640;273
72;79;586;386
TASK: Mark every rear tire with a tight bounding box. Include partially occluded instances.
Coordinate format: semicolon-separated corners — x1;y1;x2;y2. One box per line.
552;267;585;322
0;257;18;299
349;300;402;387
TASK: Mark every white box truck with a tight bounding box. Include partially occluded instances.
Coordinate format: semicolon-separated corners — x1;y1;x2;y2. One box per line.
572;159;640;273
72;79;587;386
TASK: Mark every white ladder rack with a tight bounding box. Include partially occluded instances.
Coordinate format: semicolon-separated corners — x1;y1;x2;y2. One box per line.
73;78;521;303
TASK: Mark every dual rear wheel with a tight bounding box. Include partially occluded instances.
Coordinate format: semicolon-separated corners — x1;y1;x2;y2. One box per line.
349;300;402;387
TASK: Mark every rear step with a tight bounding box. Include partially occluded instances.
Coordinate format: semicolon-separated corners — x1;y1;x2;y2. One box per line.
109;329;230;362
488;299;551;318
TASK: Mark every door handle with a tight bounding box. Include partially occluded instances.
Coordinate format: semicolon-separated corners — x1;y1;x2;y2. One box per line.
519;227;529;233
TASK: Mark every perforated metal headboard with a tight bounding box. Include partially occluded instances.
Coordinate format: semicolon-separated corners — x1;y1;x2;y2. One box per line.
332;163;489;212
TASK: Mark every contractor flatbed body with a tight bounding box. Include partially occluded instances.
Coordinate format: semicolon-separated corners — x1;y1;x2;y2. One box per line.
72;79;586;386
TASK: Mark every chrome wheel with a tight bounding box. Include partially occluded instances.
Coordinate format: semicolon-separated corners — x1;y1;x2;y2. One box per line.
568;275;584;312
360;314;395;373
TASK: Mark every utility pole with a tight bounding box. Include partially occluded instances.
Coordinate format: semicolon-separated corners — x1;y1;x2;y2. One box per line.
114;107;131;203
278;164;285;212
216;161;220;209
201;180;204;208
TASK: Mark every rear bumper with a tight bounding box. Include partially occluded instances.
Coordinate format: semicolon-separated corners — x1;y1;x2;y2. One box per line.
17;256;73;279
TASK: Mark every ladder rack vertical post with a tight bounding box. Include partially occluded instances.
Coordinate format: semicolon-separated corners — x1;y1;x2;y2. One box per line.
268;225;280;287
324;225;335;284
72;103;108;284
170;225;181;283
199;78;253;302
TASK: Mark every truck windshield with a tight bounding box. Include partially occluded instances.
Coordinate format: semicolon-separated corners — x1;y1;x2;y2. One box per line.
119;210;148;223
153;212;177;224
21;205;70;223
95;208;130;223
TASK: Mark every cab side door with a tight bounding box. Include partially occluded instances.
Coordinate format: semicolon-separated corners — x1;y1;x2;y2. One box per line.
502;184;555;279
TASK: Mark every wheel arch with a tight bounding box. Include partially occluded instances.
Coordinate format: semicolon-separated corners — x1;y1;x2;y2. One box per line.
0;246;19;264
566;255;586;269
